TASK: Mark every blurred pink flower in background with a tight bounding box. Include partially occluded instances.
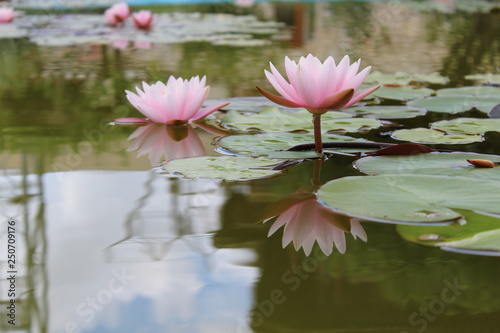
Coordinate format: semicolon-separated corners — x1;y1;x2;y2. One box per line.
133;40;152;49
259;188;367;256
132;10;154;30
111;39;129;49
235;0;254;7
104;2;130;27
257;54;379;115
0;7;15;23
116;76;229;125
126;124;205;166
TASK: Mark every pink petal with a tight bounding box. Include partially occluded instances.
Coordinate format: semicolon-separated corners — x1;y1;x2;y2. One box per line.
191;102;229;122
114;117;152;124
256;86;303;108
343;85;380;108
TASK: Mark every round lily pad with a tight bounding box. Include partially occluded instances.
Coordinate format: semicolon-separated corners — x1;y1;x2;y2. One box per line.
204;96;297;113
372;86;434;101
397;210;500;256
317;175;500;223
355;152;500;181
431;118;500;135
436;86;500;97
408;96;499;113
217;132;373;159
222;107;382;133
344;105;426;119
161;155;282;181
391;128;482;144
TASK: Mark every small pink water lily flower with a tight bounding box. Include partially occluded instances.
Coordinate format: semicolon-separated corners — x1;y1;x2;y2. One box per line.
104;2;130;27
0;7;15;23
132;10;154;30
116;76;229;126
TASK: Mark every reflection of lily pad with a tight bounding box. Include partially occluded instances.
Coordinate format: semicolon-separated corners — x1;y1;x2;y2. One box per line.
397;210;500;256
344;105;426;119
317;175;500;223
217;132;373;159
355;152;500;181
408;96;499;113
161;156;282;181
366;71;449;85
465;74;500;85
391;128;482;144
431;118;500;135
222;107;382;133
373;86;434;101
436;86;500;97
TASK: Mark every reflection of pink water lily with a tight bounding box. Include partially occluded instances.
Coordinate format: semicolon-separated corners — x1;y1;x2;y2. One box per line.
133;41;152;49
132;10;154;30
126;124;205;166
0;7;15;23
116;76;229;125
104;2;130;26
259;189;367;256
111;39;129;49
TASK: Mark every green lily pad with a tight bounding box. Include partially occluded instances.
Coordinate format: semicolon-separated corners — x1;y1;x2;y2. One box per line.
372;86;434;101
391;128;482;144
217;132;373;159
205;96;297;113
222;107;382;133
408;95;499;113
355;152;500;181
317;175;500;223
366;71;449;85
397;210;500;256
431;118;500;135
436;86;500;97
161;155;282;181
344;105;426;119
465;74;500;85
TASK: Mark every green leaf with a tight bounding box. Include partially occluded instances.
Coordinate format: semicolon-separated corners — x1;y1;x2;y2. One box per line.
391;128;482;144
161;155;282;181
366;71;449;85
355;152;500;181
205;96;297;113
317;175;500;223
217;132;374;159
465;74;500;85
344;105;426;119
221;107;382;133
373;86;434;101
408;96;499;113
431;118;500;135
436;86;500;97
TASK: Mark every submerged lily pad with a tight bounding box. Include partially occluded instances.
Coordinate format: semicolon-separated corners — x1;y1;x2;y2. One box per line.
344;105;426;119
408;95;499;113
222;107;382;133
436;86;500;97
397;210;500;256
373;86;434;101
431;118;500;135
391;128;482;144
355;152;500;181
217;132;373;159
161;156;282;181
317;175;500;223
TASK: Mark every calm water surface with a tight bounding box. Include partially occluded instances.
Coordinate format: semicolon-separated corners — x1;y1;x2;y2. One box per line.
1;1;500;332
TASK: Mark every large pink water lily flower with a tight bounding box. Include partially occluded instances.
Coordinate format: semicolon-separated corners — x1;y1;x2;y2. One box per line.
104;2;130;27
0;7;15;23
257;54;379;114
132;10;154;30
116;76;229;125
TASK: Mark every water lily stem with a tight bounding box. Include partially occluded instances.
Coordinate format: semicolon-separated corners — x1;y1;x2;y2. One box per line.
313;114;323;153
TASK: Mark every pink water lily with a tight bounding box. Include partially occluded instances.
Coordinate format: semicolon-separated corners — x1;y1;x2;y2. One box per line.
257;54;379;152
104;2;130;27
0;7;15;23
116;76;229;125
132;10;154;30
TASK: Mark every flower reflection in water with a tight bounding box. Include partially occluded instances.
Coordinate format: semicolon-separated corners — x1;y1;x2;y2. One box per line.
259;187;367;256
126;124;205;166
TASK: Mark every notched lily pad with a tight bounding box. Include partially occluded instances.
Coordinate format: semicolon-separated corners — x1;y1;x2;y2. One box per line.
205;96;297;113
431;117;500;135
221;107;382;133
373;86;434;101
160;155;282;181
355;152;500;181
408;95;499;113
344;105;427;119
317;175;500;223
391;128;482;144
217;132;374;159
398;210;500;256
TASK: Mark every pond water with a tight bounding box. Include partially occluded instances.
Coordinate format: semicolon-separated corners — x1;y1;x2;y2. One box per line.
1;1;500;332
